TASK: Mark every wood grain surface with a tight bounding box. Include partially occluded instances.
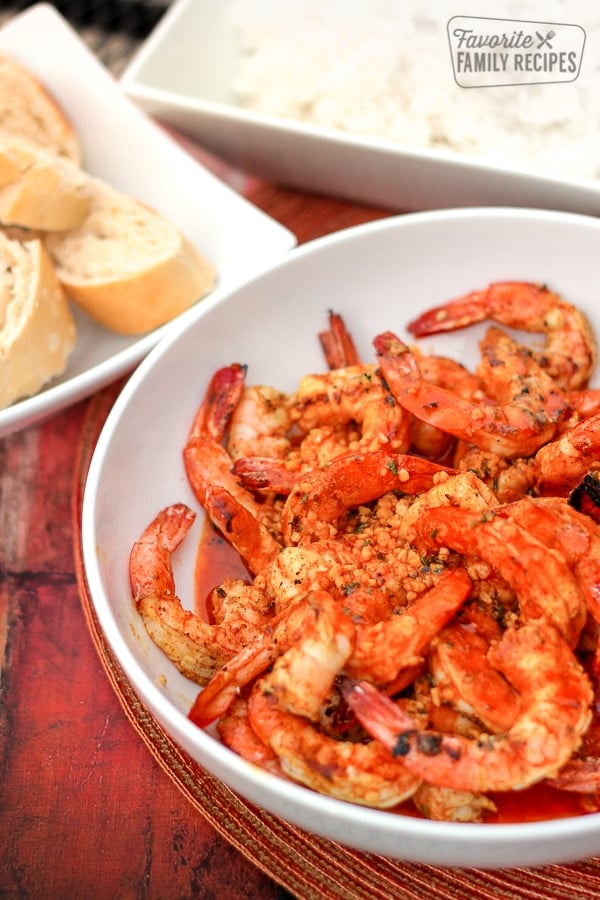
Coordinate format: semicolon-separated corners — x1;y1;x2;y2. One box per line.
0;169;387;898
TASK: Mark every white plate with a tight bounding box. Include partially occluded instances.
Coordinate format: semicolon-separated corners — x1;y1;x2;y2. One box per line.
0;3;295;439
121;0;600;216
83;207;600;869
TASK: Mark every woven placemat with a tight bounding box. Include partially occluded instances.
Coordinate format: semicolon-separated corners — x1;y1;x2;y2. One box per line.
72;382;600;900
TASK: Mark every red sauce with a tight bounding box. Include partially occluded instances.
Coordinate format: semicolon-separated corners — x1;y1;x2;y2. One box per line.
194;516;250;621
488;783;593;823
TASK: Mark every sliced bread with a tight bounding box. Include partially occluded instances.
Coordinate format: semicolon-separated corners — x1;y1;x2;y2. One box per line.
0;53;81;164
0;234;76;409
44;177;216;335
0;136;90;231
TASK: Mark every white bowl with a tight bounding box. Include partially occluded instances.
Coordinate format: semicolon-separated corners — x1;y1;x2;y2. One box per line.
121;0;600;216
0;4;295;437
82;207;600;869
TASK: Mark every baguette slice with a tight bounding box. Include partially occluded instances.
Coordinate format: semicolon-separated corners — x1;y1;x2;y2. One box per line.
0;234;76;409
0;137;90;231
44;178;216;335
0;53;81;163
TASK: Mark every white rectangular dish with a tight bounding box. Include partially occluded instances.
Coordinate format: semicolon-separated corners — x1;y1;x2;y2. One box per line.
121;0;600;215
0;4;295;439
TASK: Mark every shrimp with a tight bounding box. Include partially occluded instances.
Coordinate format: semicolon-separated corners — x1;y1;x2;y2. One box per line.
290;364;411;457
408;504;587;646
344;621;593;793
231;455;299;496
188;590;354;727
129;503;269;685
258;591;355;722
497;496;600;624
227;383;292;461
207;578;273;628
428;608;521;734
407;281;597;391
281;448;456;546
344;568;473;684
477;326;569;421
374;331;567;458
183;364;270;522
319;310;361;369
262;536;422;623
217;697;286;778
546;758;600;797
569;472;600;525
412;783;497;823
533;410;600;495
230;360;412;493
397;471;498;541
409;353;487;460
203;484;281;576
545;720;600;798
454;446;537;503
246;685;421;808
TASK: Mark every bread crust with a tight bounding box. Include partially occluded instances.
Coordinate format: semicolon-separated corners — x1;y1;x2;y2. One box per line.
0;53;81;163
0;235;76;409
0;137;90;231
54;237;216;335
45;180;216;335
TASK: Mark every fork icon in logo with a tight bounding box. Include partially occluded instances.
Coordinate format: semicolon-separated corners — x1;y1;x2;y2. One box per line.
536;29;556;48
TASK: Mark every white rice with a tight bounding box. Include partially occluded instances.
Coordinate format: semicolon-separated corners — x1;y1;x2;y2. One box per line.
231;0;600;179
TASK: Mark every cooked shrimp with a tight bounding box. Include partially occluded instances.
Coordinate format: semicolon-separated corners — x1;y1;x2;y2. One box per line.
344;622;593;793
188;362;246;444
291;364;411;457
409;353;487;460
569;472;600;525
374;331;567;458
259;591;355;721
188;590;354;727
408;505;587;646
204;484;281;576
231;455;299;496
407;281;596;391
428;609;520;733
566;388;600;422
130;503;268;685
453;446;537;503
345;568;473;684
207;578;274;628
217;697;286;778
497;496;600;624
261;536;422;622
546;758;600;796
412;783;497;823
227;383;292;461
319;310;361;369
397;471;498;541
247;686;421;808
477;326;569;422
281;448;455;546
534;410;600;495
417;353;488;403
183;364;268;521
230;360;412;491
